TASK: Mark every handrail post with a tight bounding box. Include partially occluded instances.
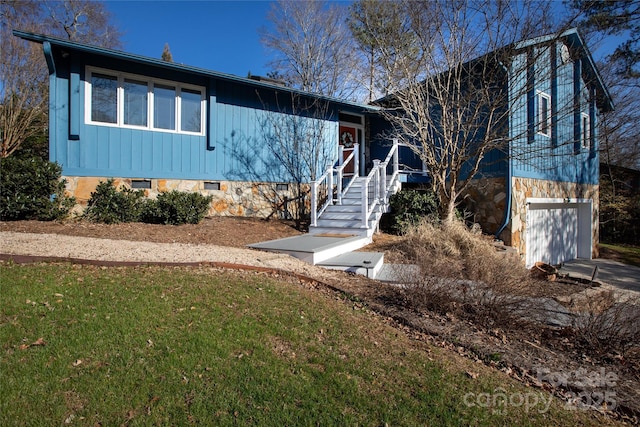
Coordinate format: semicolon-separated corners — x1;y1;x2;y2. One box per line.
354;143;360;177
373;159;380;204
392;138;399;175
361;178;368;228
336;165;343;205
311;180;318;227
380;160;387;203
326;162;333;205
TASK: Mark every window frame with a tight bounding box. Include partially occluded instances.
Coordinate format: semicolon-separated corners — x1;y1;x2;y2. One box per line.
85;66;205;136
581;112;590;150
536;90;552;137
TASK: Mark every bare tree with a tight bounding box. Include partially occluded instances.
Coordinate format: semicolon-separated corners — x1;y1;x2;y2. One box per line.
367;0;577;222
598;61;640;170
0;0;121;158
348;0;419;102
227;93;335;228
260;0;359;100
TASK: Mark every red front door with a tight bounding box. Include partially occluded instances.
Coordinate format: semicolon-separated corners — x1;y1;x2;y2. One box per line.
339;125;357;175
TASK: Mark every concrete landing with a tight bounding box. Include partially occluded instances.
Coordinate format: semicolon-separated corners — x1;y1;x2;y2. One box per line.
318;251;384;279
248;234;371;265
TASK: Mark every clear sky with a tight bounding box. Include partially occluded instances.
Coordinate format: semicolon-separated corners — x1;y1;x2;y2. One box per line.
104;0;622;80
105;0;275;78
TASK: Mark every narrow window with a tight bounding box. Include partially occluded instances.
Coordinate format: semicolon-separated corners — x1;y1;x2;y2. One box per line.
536;91;551;137
131;179;151;189
180;88;202;133
276;183;289;191
581;112;590;149
91;73;117;123
204;181;220;191
154;84;176;130
123;79;148;126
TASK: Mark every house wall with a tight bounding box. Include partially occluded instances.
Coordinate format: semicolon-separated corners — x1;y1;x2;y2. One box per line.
64;175;305;218
509;39;600;185
47;46;341;187
461;177;508;236
508;177;599;258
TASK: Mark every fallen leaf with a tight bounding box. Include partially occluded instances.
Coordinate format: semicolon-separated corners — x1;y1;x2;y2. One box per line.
31;337;46;347
466;371;479;379
19;338;46;350
72;359;83;367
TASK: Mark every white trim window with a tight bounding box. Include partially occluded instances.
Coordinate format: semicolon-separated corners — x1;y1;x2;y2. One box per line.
581;112;590;149
86;67;205;135
536;91;551;137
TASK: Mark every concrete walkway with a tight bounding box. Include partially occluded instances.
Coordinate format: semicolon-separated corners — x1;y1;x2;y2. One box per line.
559;258;640;294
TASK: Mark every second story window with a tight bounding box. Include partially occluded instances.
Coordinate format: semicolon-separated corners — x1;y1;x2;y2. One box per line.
536;91;551;137
581;112;590;149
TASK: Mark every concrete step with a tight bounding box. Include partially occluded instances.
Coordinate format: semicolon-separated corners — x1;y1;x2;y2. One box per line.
248;234;371;264
317;251;384;279
308;226;373;238
315;219;375;229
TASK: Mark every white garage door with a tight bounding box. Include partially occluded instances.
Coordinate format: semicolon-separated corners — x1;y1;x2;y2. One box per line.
525;200;592;268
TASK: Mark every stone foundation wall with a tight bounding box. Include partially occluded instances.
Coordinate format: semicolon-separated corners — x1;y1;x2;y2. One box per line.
63;176;304;218
461;177;598;261
509;177;599;258
461;177;508;236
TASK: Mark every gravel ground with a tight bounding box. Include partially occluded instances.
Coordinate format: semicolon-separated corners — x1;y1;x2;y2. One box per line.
0;231;336;279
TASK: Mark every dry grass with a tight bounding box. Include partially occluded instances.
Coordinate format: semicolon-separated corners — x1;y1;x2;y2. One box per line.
570;290;640;357
396;219;535;330
396;219;640;365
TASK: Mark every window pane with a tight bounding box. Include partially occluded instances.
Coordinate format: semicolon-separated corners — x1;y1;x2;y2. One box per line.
582;115;590;148
123;79;148;126
154;84;175;130
538;94;549;135
181;88;202;133
91;73;117;123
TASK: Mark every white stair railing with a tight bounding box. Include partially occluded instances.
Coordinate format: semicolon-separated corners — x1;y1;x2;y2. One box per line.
310;162;333;227
311;139;401;231
335;144;359;205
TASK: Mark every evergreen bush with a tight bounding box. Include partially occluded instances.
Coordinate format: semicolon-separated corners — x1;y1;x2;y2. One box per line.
384;189;439;234
142;190;212;225
0;156;75;221
83;179;146;224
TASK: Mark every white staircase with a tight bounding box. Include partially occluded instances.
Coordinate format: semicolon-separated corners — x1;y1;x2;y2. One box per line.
249;140;402;280
309;139;402;239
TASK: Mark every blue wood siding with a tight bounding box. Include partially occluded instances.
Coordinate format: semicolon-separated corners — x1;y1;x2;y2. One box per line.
510;42;599;185
49;49;339;183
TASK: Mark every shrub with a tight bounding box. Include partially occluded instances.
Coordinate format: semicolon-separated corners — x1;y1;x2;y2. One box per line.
384;189;439;235
0;156;75;221
83;179;146;224
142;190;212;225
398;219;533;329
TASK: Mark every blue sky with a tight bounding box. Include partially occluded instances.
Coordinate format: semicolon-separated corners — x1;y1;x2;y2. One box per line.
105;0;622;80
106;1;275;77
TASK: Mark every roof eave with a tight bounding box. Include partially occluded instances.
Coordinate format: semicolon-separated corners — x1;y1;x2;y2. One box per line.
13;29;379;113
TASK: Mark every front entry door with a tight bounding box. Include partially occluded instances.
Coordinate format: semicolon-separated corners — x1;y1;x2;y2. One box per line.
339;124;357;175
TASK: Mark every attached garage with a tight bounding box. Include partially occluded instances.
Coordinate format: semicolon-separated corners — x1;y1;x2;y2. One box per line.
525;198;593;268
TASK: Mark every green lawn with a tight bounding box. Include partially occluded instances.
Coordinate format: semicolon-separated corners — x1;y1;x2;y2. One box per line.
0;263;613;426
600;243;640;267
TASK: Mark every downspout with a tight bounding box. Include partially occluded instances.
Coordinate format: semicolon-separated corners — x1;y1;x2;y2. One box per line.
495;152;512;241
495;59;511;241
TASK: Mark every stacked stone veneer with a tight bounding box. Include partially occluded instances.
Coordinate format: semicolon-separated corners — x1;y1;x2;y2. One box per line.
509;177;599;258
463;176;599;259
63;176;303;218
